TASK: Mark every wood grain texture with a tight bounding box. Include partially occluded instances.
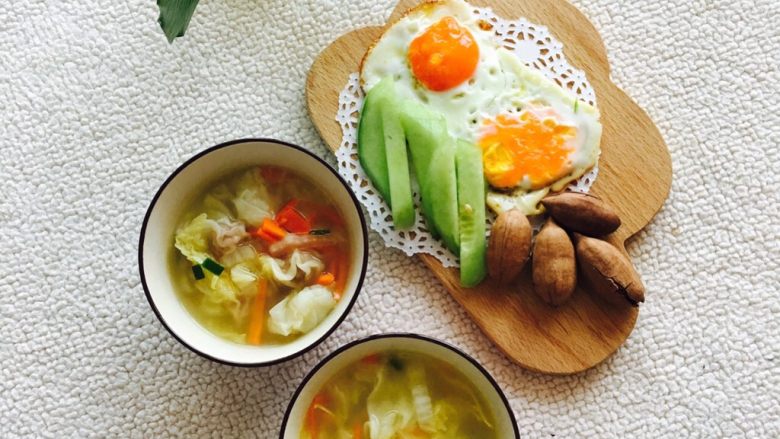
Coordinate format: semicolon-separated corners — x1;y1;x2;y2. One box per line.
307;0;671;374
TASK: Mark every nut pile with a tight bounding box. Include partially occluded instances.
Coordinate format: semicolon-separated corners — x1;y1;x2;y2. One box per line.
487;192;645;307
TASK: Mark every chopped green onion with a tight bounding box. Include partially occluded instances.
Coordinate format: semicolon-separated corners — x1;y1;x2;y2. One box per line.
191;264;205;280
309;229;331;236
389;355;404;371
202;258;224;276
573;100;579;113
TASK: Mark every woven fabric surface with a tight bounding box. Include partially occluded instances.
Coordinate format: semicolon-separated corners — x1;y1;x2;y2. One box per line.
1;0;778;437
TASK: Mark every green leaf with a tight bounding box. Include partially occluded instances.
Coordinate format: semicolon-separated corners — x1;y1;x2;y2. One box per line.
157;0;200;43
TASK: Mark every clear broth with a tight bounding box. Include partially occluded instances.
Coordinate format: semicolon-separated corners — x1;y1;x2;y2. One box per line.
301;350;498;439
169;166;350;345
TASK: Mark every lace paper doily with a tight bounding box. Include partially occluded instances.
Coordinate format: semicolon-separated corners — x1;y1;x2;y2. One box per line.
336;6;599;267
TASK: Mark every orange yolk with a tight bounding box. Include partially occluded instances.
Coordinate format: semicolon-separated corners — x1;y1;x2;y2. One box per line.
408;17;479;91
479;112;576;189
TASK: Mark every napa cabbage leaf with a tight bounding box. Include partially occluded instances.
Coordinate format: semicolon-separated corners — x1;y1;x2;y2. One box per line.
194;271;240;305
229;263;259;293
267;285;336;336
174;213;214;264
367;359;417;439
202;187;234;219
363;356;495;439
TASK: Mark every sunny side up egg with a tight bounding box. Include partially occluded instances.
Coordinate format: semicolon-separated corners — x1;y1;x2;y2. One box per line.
360;0;602;215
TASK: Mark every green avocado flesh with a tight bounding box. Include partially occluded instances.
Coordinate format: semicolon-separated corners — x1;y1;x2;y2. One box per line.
456;139;487;287
357;78;392;205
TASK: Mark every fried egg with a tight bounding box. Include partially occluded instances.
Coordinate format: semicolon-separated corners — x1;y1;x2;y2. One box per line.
361;0;602;215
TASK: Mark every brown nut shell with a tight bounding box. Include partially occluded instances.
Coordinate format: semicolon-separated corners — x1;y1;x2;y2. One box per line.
487;209;532;284
532;219;576;306
574;234;645;306
541;192;621;236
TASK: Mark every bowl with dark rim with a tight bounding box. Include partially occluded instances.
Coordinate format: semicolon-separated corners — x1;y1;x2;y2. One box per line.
280;333;519;438
138;138;368;366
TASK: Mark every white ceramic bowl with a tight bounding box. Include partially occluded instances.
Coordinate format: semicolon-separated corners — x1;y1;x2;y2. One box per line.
139;139;368;366
280;333;519;438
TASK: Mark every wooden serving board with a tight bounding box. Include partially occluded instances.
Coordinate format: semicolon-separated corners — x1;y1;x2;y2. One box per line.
307;0;671;374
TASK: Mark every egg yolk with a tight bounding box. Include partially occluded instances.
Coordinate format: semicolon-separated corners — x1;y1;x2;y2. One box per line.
408;17;479;91
479;111;576;189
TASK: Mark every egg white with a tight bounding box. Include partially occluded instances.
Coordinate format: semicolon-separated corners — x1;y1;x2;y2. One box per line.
361;0;602;215
480;51;602;214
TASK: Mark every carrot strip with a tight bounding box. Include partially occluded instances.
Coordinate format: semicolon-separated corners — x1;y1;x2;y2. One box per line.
261;218;287;240
333;252;349;298
319;248;335;273
276;199;312;234
315;272;335;286
259;166;286;184
360;354;380;365
305;393;328;439
320;206;345;228
318;247;346;299
246;279;268;345
352;422;363;439
254;229;278;244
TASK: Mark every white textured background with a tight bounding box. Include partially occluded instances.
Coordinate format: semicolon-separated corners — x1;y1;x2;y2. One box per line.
1;0;779;437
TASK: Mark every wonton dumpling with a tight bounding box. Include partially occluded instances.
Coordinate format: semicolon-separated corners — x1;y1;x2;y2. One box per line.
233;188;272;227
260;250;324;287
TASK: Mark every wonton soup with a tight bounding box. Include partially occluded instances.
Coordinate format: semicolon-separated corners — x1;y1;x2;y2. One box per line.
170;166;350;345
301;350;498;439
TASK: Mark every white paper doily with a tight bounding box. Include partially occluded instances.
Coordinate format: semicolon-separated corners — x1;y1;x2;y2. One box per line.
336;6;600;267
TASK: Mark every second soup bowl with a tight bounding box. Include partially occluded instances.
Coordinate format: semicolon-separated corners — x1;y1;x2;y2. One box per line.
281;333;519;438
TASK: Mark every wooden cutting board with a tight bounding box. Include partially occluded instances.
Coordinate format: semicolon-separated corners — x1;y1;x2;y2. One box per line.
306;0;671;374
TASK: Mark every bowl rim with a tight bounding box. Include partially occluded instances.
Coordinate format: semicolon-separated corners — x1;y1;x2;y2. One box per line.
138;138;369;367
278;332;520;438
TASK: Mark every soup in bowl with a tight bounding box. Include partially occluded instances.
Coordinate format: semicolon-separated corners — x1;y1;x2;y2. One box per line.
139;139;368;366
281;334;519;439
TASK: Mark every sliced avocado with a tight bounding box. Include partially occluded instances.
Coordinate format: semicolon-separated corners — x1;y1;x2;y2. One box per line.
456;139;487;287
426;136;460;254
357;78;392;204
401;101;448;238
379;91;415;229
